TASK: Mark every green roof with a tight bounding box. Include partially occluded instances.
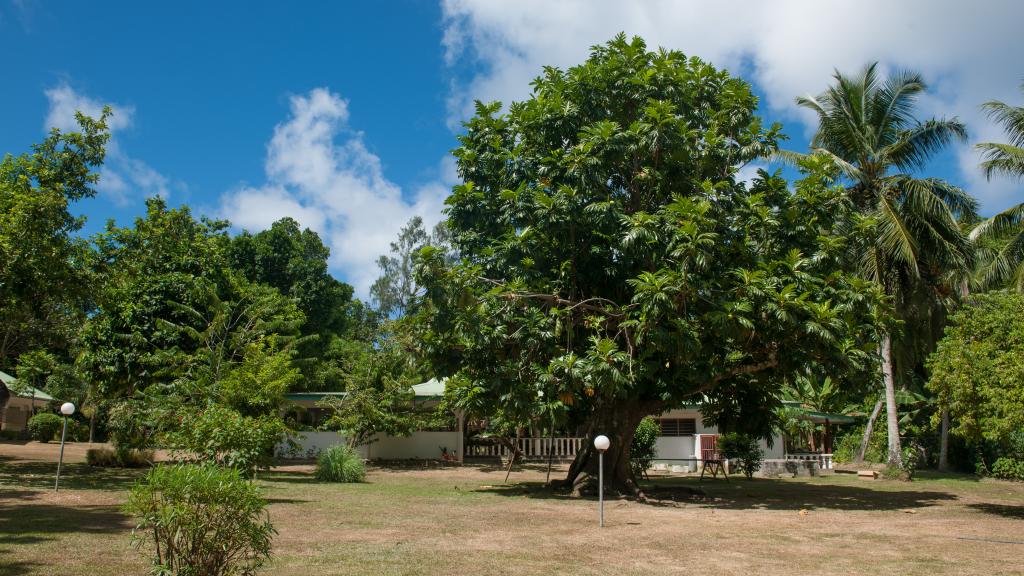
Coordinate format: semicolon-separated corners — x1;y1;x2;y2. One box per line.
284;378;448;403
0;370;54;401
283;392;347;402
411;378;446;399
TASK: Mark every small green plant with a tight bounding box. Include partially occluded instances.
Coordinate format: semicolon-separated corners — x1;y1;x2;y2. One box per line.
87;447;154;468
630;416;660;478
27;413;63;442
124;463;274;576
990;458;1024;481
315;445;366;483
883;444;922;481
718;433;764;479
167;405;287;477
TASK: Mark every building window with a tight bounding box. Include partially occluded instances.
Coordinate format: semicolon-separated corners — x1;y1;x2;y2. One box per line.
658;418;696;436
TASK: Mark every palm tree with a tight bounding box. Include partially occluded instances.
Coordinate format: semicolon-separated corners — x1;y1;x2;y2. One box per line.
793;63;978;468
971;85;1024;290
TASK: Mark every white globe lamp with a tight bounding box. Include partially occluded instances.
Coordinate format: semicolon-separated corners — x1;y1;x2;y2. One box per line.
54;402;76;491
593;434;611;526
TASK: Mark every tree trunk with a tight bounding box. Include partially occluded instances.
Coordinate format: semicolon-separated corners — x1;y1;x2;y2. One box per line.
556;399;658;498
938;409;950;472
89;413;96;444
881;334;903;468
855;398;883;463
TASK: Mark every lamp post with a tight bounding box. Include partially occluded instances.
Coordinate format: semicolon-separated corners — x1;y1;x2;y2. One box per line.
593;434;610;527
54;402;75;492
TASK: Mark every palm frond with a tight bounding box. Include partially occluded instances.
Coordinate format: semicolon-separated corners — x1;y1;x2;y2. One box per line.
976;142;1024;181
875;194;920;278
885;119;967;172
969;202;1024;240
981;97;1024;147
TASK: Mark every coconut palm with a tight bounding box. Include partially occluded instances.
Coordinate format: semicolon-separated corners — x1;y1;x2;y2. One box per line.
793;63;978;467
971;85;1024;290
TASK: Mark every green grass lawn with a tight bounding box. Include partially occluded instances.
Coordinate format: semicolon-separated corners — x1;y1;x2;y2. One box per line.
3;442;1024;576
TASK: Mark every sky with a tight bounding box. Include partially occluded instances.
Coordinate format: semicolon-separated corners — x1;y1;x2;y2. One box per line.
3;0;1023;296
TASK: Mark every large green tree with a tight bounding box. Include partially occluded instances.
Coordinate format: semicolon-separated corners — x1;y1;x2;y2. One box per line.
927;292;1024;461
971;85;1024;290
81;197;233;401
794;63;977;467
0;111;110;367
229;218;361;389
417;36;881;494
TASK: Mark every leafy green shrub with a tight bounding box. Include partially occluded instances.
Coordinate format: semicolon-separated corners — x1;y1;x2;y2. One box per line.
832;424;886;463
87;447;154;468
106;400;155;450
630;416;659;477
718;433;764;479
168;405;287;477
879;445;921;481
124;464;275;576
27;413;63;442
315;445;366;483
66;419;89;442
991;458;1024;481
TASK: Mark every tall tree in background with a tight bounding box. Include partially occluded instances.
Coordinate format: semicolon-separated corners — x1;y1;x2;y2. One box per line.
371;217;451;318
794;63;977;467
417;36;881;494
229;218;361;389
0;111;110;368
972;85;1024;290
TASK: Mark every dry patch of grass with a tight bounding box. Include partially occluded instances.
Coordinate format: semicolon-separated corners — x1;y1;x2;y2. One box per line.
2;441;1023;576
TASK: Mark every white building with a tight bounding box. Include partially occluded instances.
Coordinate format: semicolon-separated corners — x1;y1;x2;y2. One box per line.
279;378;848;475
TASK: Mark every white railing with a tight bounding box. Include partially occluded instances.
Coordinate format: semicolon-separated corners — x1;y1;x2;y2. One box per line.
785;452;833;470
466;437;584;460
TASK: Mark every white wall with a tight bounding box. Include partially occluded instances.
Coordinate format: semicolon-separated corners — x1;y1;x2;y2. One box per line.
277;430;461;461
363;431;460;460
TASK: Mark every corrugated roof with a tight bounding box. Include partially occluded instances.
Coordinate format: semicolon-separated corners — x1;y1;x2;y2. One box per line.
411;378;446;399
0;370;54;401
284;378;448;403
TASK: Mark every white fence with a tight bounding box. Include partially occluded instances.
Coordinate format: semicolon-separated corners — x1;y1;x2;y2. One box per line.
785;452;834;470
466;437;584;460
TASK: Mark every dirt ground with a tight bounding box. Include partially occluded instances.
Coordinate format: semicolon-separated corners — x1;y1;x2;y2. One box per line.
2;440;1023;576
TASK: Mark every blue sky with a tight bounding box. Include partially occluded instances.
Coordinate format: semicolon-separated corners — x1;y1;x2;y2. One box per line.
3;1;1023;295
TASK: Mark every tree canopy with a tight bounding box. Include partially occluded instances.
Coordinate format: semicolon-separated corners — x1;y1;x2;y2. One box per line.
928;292;1024;453
416;35;882;493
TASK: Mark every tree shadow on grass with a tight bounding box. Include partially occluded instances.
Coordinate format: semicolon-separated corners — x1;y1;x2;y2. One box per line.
0;459;144;491
0;498;132;538
261;469;319;485
0;557;43;576
0;495;132;576
477;476;961;512
967;503;1024;519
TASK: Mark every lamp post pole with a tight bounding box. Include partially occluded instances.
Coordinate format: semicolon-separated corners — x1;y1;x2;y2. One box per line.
593;435;610;527
55;402;75;492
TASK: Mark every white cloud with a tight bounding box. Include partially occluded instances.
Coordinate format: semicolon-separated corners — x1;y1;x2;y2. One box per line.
219;88;450;297
44;83;174;205
441;0;1024;213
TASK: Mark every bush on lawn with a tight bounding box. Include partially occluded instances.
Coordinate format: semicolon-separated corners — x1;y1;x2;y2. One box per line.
124;463;274;576
87;447;154;468
718;433;764;479
630;416;660;478
27;413;63;442
315;445;366;483
991;458;1024;481
168;404;287;477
